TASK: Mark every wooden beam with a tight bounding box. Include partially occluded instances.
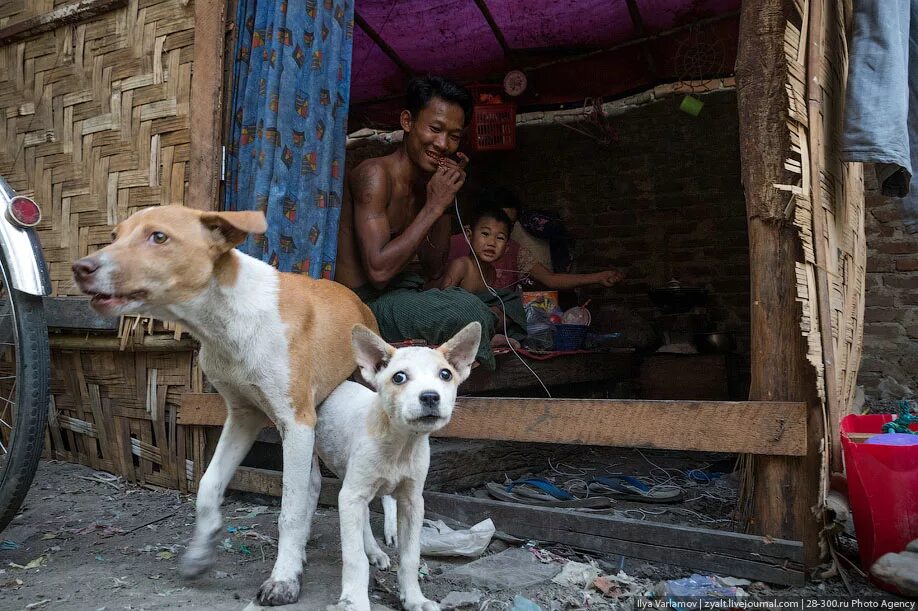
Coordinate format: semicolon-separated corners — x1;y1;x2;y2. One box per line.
624;0;658;77
0;0;128;47
180;392;806;456
51;334;197;352
353;11;413;76
226;469;804;586
188;0;226;211
472;0;511;57
736;0;824;565
462;349;634;394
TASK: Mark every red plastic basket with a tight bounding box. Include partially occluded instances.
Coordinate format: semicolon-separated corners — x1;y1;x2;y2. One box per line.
466;85;516;152
840;414;918;586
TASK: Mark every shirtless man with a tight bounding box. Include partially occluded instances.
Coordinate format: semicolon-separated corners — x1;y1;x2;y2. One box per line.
336;75;503;368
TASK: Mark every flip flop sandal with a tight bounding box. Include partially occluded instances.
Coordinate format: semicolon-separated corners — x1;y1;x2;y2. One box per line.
485;479;612;509
587;476;684;504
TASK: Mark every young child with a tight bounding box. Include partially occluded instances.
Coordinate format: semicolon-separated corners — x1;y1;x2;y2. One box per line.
438;206;513;294
437;207;523;349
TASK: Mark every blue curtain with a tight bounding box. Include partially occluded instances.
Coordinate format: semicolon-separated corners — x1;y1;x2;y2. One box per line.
225;0;354;278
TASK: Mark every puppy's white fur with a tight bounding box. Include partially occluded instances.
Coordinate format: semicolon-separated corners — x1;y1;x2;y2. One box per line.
316;322;481;611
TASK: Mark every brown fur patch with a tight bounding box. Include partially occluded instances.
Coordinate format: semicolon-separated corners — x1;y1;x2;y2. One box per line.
277;273;379;427
214;252;240;287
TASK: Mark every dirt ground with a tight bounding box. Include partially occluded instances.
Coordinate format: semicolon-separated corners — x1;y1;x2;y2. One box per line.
0;461;905;611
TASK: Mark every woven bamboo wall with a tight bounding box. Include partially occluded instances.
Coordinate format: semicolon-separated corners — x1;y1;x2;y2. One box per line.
779;0;865;475
0;0;195;295
0;321;205;490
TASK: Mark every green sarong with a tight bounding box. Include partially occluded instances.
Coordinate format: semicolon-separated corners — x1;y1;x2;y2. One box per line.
354;275;526;371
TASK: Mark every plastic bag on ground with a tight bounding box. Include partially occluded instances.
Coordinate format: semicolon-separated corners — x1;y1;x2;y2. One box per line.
419;518;495;557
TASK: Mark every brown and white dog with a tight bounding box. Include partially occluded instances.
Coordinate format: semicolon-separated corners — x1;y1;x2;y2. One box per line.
71;205;377;606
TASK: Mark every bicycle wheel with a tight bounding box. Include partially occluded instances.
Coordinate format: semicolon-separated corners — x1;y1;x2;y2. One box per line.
0;247;49;533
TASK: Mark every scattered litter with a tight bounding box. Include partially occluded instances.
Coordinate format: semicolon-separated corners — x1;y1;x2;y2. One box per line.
95;555;106;561
658;574;748;599
593;575;617;596
155;550;174;560
8;555;47;570
0;540;21;551
510;595;541;611
239;544;252;556
234;505;276;519
77;473;122;489
0;578;23;588
148;574;162;580
227;525;251;534
220;538;234;552
72;523;127;537
40;533;58;540
440;590;483;609
420;518;494;557
214;570;229;579
551;560;601;588
418;561;430;579
718;576;752;587
24;600;50;610
443;547;560;590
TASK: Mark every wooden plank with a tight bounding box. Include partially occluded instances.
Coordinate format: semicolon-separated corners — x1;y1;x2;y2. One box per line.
0;0;128;47
181;393;806;456
50;334;197;351
424;493;805;586
226;470;804;586
43;296;119;331
187;0;226;211
463;350;634;394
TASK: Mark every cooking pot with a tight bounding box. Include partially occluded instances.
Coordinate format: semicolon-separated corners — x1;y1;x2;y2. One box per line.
648;279;708;314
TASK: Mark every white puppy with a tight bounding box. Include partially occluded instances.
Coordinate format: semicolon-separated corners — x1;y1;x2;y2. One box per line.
316;322;481;611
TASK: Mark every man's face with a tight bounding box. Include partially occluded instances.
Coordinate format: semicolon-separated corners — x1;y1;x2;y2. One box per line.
401;96;465;173
468;217;509;263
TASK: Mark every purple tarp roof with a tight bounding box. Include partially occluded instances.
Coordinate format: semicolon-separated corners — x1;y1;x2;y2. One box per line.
348;0;740;128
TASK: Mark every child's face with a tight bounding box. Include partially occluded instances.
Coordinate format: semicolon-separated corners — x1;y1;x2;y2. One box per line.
468;217;509;263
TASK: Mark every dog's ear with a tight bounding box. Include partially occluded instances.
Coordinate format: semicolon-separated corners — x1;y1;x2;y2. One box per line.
200;211;268;253
351;324;395;389
438;322;481;382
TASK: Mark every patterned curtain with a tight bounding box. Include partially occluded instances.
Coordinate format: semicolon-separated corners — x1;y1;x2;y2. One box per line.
225;0;354;278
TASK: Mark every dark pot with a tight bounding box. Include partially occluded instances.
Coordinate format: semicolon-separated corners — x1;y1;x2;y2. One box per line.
649;280;708;314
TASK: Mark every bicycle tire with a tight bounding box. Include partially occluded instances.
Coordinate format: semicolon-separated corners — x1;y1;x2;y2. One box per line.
0;248;50;533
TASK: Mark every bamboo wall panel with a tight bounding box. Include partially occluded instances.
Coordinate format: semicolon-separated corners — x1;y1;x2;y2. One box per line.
778;0;865;474
0;0;195;295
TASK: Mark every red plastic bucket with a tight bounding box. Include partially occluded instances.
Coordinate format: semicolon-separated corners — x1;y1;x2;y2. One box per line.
840;414;918;576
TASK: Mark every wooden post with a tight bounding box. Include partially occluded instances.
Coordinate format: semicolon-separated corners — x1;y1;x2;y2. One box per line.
736;1;824;567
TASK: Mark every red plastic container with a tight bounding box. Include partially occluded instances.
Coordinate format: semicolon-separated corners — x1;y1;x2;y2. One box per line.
466;85;516;153
840;414;918;575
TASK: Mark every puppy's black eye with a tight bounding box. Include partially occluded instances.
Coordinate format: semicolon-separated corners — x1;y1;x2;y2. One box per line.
392;371;408;385
150;231;169;245
439;369;453;381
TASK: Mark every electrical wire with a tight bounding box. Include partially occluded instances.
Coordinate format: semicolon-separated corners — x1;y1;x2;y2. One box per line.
454;197;552;398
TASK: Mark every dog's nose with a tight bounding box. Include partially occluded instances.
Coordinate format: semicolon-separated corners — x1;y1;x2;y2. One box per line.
72;257;100;280
419;391;440;409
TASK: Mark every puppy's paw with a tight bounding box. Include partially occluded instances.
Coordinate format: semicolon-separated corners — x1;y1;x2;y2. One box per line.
256;576;301;606
367;548;391;570
178;545;216;579
402;598;440;611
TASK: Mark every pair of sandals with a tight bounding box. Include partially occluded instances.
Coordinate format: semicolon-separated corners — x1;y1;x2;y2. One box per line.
486;476;684;508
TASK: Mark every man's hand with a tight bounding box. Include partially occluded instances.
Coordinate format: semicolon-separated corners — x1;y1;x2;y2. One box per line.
595;269;624;287
426;152;469;214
